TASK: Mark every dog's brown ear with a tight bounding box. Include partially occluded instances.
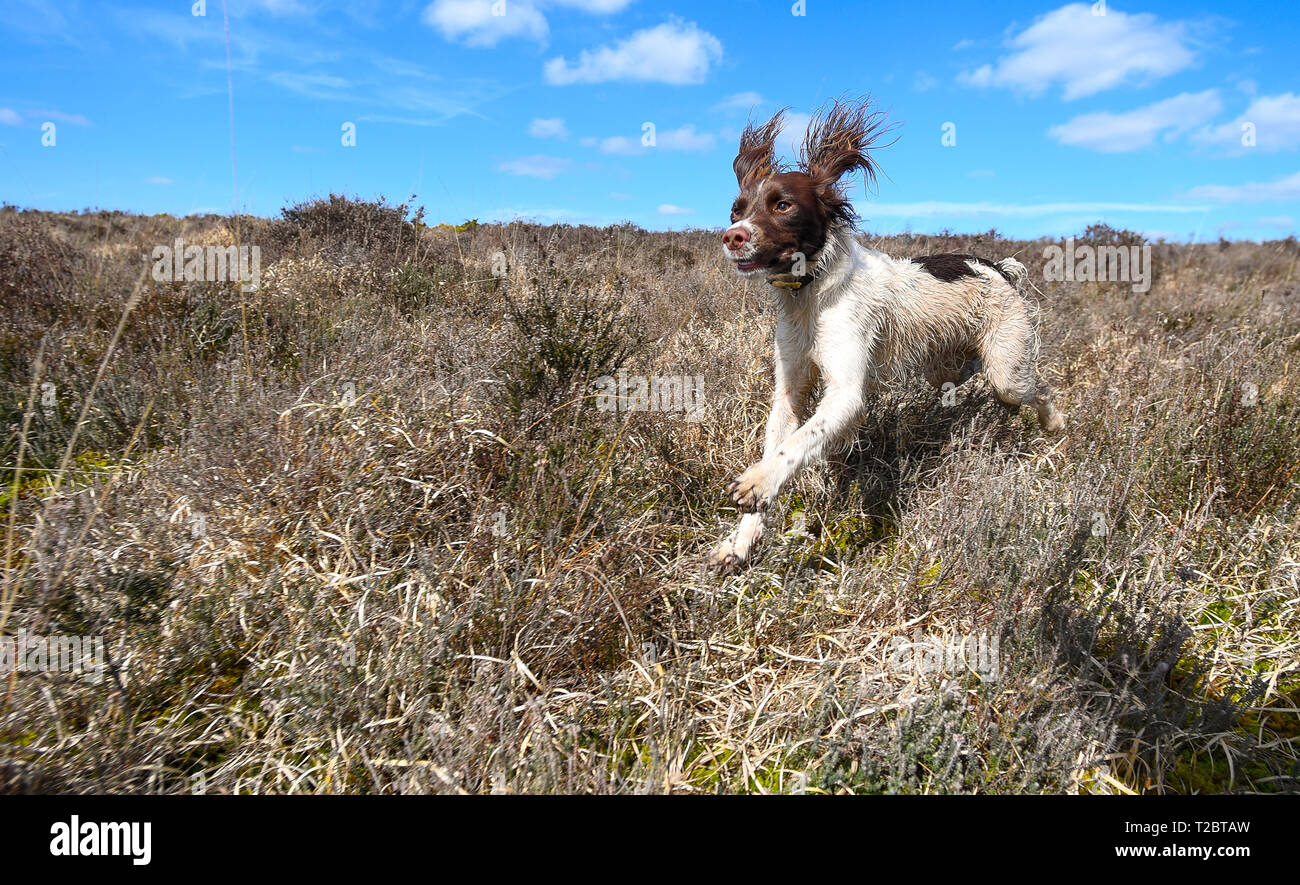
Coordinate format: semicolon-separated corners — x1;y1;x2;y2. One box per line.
800;98;891;195
733;109;786;189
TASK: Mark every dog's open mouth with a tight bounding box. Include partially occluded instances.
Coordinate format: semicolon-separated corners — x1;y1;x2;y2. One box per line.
735;258;770;272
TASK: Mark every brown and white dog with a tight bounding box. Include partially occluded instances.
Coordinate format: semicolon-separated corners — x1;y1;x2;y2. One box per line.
710;99;1065;572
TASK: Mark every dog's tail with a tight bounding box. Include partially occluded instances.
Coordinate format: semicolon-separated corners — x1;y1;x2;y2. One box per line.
995;257;1029;291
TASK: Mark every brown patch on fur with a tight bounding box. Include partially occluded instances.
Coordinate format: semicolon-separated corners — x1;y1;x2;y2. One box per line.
913;253;1013;285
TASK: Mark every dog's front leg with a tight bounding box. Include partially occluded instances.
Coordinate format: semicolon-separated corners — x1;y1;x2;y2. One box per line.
709;343;812;572
728;377;865;513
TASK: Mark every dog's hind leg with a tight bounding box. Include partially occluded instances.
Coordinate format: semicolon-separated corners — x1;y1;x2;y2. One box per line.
979;313;1064;433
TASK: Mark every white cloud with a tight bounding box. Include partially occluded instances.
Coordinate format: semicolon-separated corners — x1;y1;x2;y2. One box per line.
959;3;1196;100
658;204;694;215
549;0;634;10
421;0;632;47
144;176;173;185
0;108;24;126
498;154;572;179
609;192;631;199
865;200;1210;218
658;124;714;151
589;124;715;155
713;91;764;111
422;0;548;47
595;136;641;155
1047;91;1222;152
529;117;569;139
1192;93;1300;153
1184;171;1300;204
544;18;722;85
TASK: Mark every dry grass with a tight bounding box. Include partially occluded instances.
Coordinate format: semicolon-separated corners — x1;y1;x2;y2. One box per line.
1;198;1297;794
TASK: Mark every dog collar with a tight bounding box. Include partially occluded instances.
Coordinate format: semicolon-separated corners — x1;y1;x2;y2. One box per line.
767;274;813;290
767;256;819;290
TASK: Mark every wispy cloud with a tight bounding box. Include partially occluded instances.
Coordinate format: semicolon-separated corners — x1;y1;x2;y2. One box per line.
498;154;572;179
959;3;1197;100
244;0;313;15
267;71;353;99
529;117;569;139
545;18;723;85
658;204;694;216
0;0;78;44
713;91;764;112
34;108;92;126
0;108;24;126
1048;91;1222;152
1184;171;1300;204
913;71;938;93
865;200;1211;218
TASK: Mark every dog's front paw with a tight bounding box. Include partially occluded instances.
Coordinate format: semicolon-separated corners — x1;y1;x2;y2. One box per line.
726;462;779;512
708;521;763;574
708;538;745;574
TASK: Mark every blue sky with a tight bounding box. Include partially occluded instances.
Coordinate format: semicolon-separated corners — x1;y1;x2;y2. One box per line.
1;0;1297;240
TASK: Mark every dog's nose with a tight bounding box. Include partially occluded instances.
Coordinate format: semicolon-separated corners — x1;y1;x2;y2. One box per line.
723;226;749;252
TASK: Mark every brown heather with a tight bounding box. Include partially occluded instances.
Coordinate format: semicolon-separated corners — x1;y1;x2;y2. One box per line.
0;198;1297;794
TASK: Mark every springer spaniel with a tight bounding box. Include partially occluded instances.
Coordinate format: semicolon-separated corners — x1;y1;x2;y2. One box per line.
710;99;1065;572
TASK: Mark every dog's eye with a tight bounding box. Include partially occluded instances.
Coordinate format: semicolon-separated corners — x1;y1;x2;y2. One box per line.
776;200;792;211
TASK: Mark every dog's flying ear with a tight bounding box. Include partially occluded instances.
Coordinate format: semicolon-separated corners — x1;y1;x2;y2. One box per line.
800;98;891;195
733;109;787;189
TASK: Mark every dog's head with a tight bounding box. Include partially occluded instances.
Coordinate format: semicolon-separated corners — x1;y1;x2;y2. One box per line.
722;100;889;284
